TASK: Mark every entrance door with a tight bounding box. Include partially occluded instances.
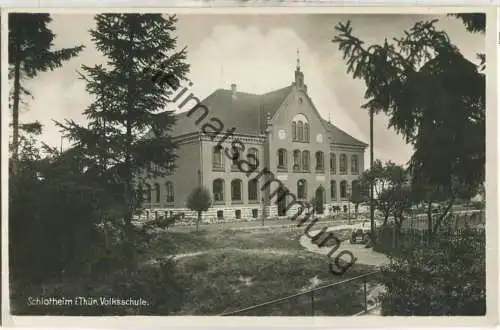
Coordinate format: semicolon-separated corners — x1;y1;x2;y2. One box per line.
315;186;325;214
277;188;288;216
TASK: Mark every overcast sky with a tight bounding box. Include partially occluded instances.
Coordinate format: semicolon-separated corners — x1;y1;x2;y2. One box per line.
17;13;484;167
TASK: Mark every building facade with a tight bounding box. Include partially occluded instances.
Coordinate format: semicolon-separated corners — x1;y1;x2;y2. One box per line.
140;63;367;222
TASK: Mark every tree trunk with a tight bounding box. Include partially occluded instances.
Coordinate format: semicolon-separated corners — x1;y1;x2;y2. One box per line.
123;21;136;266
383;213;389;226
196;211;201;232
12;43;22;174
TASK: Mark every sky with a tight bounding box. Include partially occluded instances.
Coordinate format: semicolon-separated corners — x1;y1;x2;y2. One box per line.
16;13;484;167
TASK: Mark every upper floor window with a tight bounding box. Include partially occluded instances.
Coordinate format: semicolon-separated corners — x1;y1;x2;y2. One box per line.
302;150;310;172
293;150;301;171
297;121;304;141
213;146;224;171
304;123;310;142
291;114;309;142
213;179;224;202
165;181;174;203
315;151;324;172
248;148;259;166
339;154;347;174
330;153;336;174
351;155;359;174
277;149;287;170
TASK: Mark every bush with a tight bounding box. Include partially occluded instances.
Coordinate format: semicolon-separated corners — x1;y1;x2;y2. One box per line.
379;229;485;316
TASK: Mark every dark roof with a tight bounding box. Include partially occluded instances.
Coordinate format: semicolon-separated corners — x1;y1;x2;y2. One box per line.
167;85;367;148
170;85;292;137
321;119;368;147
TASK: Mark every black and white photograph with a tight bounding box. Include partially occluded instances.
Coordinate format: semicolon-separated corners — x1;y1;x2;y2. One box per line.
3;6;495;326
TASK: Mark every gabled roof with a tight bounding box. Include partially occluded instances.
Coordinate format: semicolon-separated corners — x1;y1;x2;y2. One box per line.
165;84;367;148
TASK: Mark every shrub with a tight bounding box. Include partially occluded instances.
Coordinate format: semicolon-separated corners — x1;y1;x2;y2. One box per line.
379;229;485;316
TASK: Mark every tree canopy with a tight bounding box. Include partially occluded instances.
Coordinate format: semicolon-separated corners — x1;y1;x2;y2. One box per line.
332;16;485;230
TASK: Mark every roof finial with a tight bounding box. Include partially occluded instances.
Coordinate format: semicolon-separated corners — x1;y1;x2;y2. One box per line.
296;48;300;70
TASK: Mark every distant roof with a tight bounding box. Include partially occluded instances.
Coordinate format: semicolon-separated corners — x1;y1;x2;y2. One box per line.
166;85;367;148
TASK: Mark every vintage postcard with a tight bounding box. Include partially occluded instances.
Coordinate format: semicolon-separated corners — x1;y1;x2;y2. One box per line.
2;5;497;328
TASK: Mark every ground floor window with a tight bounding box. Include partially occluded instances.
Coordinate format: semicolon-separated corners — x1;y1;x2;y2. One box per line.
252;209;258;218
217;210;224;219
235;209;241;219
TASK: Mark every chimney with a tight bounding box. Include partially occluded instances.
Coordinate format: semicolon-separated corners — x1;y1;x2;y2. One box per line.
231;83;237;99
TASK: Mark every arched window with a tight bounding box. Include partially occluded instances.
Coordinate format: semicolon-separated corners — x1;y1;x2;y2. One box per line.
231;179;242;201
213;179;224;202
339;154;347;174
315;151;324;172
248;178;258;202
154;183;161;203
302;150;310;171
304;123;310;142
331;180;337;200
277;148;287;169
297;121;304;141
165;181;174;203
297;179;307;200
248;148;259;166
293;150;301;171
351;155;359;174
330;153;336;174
212;146;224;170
292;122;297;140
144;183;152;203
340;180;348;199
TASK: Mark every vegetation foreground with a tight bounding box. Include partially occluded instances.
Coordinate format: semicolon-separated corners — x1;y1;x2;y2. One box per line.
11;226;376;316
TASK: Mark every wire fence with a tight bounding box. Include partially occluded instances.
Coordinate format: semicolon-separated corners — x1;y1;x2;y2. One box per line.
219;271;381;316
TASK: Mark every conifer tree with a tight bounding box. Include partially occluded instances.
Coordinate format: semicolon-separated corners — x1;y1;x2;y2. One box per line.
9;13;83;173
58;14;190;259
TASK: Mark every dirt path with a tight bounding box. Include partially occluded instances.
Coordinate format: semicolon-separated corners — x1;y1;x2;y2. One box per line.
299;226;390;267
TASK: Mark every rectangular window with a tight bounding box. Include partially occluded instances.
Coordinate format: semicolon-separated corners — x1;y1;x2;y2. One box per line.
252;209;259;218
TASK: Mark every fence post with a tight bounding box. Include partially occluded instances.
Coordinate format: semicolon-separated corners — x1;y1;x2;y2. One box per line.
311;289;315;316
363;277;368;312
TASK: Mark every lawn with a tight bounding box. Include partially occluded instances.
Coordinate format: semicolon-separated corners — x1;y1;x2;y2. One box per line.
146;226;379;316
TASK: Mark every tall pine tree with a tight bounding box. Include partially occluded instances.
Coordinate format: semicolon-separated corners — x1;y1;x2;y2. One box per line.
9;13;83;173
58;14;189;259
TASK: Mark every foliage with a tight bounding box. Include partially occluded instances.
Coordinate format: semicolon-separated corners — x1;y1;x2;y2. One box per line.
349;179;368;218
379;229;485;316
187;187;212;231
8;13;83;169
56;14;190;255
333;18;484;237
9;149;124;283
360;159;407;224
450;13;486;34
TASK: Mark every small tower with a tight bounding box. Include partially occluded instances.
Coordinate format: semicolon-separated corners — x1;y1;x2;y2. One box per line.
294;49;306;91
